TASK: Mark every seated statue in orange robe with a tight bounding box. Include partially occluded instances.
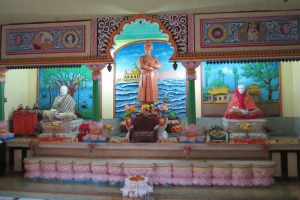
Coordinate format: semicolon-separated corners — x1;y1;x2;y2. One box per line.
137;41;161;104
224;84;264;119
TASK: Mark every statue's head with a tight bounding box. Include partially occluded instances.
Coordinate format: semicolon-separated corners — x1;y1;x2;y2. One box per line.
60;85;68;96
237;84;246;94
144;41;153;53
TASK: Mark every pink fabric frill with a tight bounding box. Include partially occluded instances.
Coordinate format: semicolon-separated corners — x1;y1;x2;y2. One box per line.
24;163;40;171
253;168;274;178
56;172;74;180
73;172;92;181
124;168;154;177
24;170;41;179
91;174;109;182
212;178;232;186
172;177;194;186
193;177;212;186
108;166;124;175
40;171;57;179
172;169;193;178
40;163;56;171
109;175;126;183
231;178;253;187
91;165;107;174
73;164;91;173
193;171;212;178
253;177;275;186
212;171;232;178
57;164;72;172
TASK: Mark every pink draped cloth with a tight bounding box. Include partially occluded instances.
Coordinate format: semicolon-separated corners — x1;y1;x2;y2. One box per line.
224;89;264;119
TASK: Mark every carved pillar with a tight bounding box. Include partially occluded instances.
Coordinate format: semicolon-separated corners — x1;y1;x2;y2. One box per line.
87;64;106;121
0;68;6;120
182;61;201;124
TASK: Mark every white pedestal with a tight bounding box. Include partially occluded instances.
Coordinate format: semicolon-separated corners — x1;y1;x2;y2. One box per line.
121;176;153;198
41;119;83;133
223;118;268;139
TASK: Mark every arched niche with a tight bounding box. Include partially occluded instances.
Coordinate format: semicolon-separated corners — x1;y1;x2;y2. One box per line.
107;16;187;118
97;14;189;60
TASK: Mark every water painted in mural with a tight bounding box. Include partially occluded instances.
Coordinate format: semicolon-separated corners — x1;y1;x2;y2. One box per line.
201;62;280;117
115;41;186;118
38;65;93;118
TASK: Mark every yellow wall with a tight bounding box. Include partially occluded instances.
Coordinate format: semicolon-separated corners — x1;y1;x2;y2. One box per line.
292;62;300;117
4;69;37;120
101;66;114;119
280;62;300;117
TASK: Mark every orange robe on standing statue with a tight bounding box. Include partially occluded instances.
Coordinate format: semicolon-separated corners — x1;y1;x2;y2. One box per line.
224;84;264;119
138;41;161;104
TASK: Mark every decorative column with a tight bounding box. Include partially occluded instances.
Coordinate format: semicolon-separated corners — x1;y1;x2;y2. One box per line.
0;68;6;121
87;64;107;122
182;61;201;124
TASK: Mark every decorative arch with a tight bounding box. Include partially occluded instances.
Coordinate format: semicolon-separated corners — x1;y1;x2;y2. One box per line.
107;15;177;60
97;14;188;61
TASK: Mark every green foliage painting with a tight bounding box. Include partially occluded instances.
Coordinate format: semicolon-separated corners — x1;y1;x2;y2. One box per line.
38;65;93;118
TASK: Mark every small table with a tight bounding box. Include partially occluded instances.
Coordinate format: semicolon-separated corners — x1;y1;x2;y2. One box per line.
129;115;158;143
13;111;38;135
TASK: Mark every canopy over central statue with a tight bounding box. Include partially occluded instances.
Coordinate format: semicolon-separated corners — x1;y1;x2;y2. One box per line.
137;41;161;104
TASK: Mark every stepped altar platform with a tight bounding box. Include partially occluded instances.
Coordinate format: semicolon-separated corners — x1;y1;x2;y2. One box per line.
6;138;300;182
24;157;275;187
7;140;271;160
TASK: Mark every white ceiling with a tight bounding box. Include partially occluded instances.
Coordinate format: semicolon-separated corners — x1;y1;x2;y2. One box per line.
0;0;299;24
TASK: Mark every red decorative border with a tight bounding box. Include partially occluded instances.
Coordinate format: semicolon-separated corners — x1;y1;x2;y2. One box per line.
5;25;86;55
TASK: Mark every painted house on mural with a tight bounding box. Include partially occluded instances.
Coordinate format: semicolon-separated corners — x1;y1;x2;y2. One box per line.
247;84;262;101
123;64;141;81
208;86;230;103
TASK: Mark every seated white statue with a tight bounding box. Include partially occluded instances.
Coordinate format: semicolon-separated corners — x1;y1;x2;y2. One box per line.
42;85;77;121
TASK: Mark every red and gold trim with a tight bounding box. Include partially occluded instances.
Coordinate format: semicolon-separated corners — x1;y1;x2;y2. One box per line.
170;49;300;62
0;56;113;68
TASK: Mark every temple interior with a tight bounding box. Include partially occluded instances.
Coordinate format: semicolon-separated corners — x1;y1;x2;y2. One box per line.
0;0;300;199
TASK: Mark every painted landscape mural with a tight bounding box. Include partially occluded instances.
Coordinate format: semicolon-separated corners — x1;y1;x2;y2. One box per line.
201;62;280;117
38;65;93;118
115;41;186;118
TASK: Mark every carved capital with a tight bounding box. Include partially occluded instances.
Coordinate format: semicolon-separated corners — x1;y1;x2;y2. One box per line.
182;61;201;80
86;63;107;80
0;68;7;83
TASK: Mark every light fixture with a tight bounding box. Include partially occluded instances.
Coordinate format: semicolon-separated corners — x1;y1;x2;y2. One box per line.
173;61;178;70
107;63;112;72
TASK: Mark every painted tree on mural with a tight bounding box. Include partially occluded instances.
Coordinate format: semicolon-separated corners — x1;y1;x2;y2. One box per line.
232;67;239;89
217;69;225;81
42;66;91;106
242;63;279;100
43;67;90;95
204;65;212;87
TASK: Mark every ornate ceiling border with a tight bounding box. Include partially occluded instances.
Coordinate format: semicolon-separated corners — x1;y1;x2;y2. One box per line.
0;56;111;68
170;49;300;62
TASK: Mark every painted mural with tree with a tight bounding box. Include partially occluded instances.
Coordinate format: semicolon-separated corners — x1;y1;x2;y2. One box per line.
38;65;93;118
201;62;280;117
241;63;279;101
